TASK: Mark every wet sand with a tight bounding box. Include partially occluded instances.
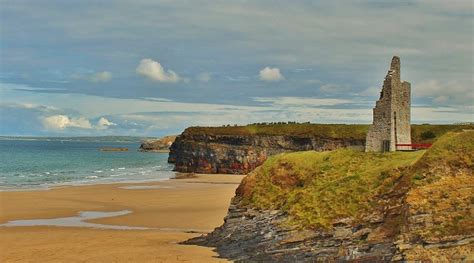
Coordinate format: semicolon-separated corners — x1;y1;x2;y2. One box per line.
0;174;245;262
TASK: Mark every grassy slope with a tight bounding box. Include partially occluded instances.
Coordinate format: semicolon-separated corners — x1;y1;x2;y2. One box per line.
236;131;473;230
406;131;473;240
237;149;424;229
183;123;471;142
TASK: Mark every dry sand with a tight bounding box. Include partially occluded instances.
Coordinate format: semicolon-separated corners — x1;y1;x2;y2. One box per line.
0;174;245;262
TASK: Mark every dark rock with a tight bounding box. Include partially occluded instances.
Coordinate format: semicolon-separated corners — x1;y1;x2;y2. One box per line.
183;197;398;262
169;133;365;174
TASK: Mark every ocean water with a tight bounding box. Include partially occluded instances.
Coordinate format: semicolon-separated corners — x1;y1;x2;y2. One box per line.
0;139;174;190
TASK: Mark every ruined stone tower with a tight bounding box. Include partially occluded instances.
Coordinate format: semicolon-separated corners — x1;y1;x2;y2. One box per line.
365;56;411;152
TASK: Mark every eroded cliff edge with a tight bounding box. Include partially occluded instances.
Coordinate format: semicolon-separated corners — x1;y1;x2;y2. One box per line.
168;124;469;174
168;124;367;174
185;131;473;262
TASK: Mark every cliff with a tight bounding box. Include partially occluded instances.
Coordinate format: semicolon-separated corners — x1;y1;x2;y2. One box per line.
168;123;471;174
185;131;473;262
168;124;367;174
139;135;177;152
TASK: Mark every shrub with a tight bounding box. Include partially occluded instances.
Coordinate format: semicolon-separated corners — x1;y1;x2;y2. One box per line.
420;131;436;140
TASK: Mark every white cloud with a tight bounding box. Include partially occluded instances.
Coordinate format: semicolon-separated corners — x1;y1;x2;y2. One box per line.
15;103;59;112
414;79;473;106
3;83;472;137
141;97;173;102
136;58;181;83
89;71;112;82
42;115;93;130
72;71;112;83
41;115;117;131
319;84;351;94
253;97;353;107
259;67;284;82
96;117;116;130
197;72;211;82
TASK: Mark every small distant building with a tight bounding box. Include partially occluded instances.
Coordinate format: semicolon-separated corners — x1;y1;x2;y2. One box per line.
366;56;411;152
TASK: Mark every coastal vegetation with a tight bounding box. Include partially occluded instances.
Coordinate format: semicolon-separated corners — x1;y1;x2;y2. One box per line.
404;131;473;241
237;148;423;229
183;123;472;143
236;131;473;231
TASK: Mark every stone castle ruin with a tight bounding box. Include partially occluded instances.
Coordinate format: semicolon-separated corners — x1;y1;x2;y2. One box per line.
366;56;411;152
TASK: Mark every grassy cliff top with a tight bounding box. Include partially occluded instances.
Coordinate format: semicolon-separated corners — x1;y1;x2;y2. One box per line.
236;131;473;230
184;123;369;139
237;148;424;229
183;123;471;142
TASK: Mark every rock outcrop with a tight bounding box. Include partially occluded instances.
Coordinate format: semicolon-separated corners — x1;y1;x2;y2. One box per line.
168;124;471;174
185;195;403;262
139;135;177;152
185;131;474;262
393;131;474;261
168;132;365;174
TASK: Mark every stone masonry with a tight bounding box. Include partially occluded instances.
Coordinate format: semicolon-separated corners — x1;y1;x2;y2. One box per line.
366;56;411;152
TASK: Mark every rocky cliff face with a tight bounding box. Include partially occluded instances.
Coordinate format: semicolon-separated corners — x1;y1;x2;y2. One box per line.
185;195;404;262
185;131;473;262
185;161;412;262
139;135;177;152
393;132;474;261
168;133;365;174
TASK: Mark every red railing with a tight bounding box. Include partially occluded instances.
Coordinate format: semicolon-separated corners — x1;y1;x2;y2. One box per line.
396;143;432;150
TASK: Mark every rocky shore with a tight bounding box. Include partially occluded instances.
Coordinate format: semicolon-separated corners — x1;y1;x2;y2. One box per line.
184;184;406;262
185;131;474;262
186;177;473;262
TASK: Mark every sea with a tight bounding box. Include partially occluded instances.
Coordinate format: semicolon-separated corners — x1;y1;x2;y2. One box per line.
0;137;175;191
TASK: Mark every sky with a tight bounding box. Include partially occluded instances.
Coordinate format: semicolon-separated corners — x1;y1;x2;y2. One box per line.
0;0;472;136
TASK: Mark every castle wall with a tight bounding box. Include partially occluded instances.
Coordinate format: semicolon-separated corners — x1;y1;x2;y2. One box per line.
366;56;411;152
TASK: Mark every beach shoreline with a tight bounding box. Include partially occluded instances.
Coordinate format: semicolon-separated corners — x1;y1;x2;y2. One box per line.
0;173;245;262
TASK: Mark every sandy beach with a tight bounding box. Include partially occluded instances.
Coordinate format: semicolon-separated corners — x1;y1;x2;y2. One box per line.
0;174;245;262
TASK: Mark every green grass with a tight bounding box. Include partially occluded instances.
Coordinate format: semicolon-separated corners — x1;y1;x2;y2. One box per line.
416;131;473;166
410;131;474;185
237;131;473;231
239;148;424;229
406;131;474;239
184;123;369;139
183;123;472;142
410;124;472;143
